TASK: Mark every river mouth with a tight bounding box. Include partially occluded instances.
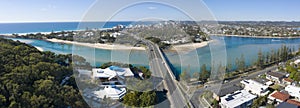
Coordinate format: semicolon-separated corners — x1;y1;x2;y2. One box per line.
6;36;300;76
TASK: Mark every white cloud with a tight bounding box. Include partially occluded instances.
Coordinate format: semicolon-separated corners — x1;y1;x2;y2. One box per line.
147;6;157;10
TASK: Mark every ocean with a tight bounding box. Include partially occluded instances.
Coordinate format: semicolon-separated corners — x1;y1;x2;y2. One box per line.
0;22;133;34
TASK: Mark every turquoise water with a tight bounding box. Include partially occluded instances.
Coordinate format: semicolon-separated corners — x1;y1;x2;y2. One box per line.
8;38;149;67
166;36;300;76
7;36;300;76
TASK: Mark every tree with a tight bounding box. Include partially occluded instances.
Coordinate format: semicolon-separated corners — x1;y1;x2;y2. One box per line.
252;96;267;108
236;54;246;72
199;64;210;82
257;49;264;69
180;69;190;81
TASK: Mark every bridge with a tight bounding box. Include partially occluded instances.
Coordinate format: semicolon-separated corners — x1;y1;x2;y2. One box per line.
122;31;193;108
145;40;193;108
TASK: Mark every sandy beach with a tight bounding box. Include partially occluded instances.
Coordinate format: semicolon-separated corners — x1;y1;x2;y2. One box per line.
46;38;146;50
35;46;44;51
170;41;210;51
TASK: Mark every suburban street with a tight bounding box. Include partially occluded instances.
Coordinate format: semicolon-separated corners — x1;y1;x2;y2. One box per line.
190;65;278;108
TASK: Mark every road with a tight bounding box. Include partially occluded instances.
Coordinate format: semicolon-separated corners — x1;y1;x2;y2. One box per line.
123;31;191;108
147;40;190;108
190;65;278;108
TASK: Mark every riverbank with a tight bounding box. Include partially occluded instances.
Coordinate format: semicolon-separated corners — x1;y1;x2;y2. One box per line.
211;34;300;39
170;41;211;52
34;46;44;51
46;38;146;50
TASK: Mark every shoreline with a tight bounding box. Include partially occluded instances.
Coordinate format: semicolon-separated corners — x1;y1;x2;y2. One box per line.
46;38;146;51
211;34;300;39
169;41;211;52
34;46;44;51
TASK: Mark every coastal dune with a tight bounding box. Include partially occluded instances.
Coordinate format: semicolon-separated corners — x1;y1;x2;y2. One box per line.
46;38;211;51
170;41;210;51
46;38;146;50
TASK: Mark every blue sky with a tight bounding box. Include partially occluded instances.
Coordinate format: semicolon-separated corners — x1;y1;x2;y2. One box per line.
0;0;299;22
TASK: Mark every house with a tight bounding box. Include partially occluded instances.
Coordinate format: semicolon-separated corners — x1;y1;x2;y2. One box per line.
212;84;243;101
92;66;134;81
220;90;257;108
287;99;300;107
290;59;300;68
92;66;135;85
276;102;299;108
266;72;286;83
240;79;269;96
285;85;300;100
268;91;290;105
90;85;127;100
282;78;294;85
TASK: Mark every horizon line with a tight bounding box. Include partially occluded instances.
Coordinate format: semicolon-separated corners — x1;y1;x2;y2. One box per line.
1;20;300;23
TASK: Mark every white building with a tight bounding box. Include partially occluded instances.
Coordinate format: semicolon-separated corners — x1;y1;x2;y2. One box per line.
266;72;286;83
285;85;300;100
240;79;269;96
90;85;127;100
92;66;134;80
220;90;257;108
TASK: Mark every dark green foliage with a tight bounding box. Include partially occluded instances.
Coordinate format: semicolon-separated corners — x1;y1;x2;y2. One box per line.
251;96;267;108
122;91;156;107
0;38;87;108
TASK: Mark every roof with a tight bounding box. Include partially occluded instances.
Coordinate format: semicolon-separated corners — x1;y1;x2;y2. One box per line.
294;59;300;64
285;85;300;98
283;78;294;83
270;91;290;101
276;102;299;108
220;90;257;108
240;79;269;95
92;86;126;100
92;66;134;80
212;85;243;97
287;100;300;107
267;71;286;78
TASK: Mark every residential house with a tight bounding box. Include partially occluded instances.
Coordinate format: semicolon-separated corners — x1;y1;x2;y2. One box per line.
240;79;269;96
287;99;300;107
276;102;299;108
266;72;286;83
220;90;257;108
212;84;243;101
268;91;290;105
282;78;294;85
92;66;134;84
89;85;127;100
285;85;300;100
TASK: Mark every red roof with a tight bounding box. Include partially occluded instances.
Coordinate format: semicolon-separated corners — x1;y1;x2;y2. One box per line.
270;91;290;101
287;100;300;106
283;78;294;82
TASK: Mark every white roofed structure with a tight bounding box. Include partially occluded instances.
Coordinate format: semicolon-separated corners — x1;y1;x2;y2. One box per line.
220;90;257;108
285;85;300;100
240;79;269;96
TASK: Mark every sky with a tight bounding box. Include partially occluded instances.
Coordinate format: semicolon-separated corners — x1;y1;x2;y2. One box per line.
0;0;299;23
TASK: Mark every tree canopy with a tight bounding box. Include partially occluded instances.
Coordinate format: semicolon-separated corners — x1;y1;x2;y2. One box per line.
0;38;87;108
